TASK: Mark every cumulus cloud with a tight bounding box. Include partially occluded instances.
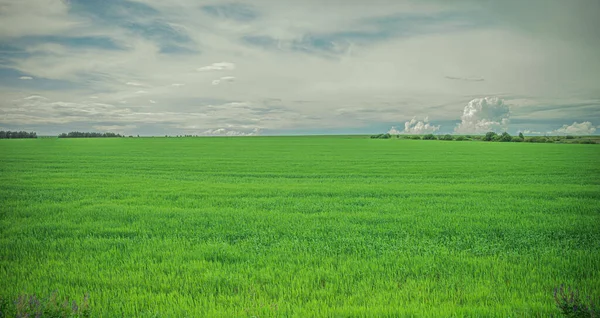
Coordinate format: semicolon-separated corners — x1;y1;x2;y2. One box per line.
19;76;33;80
387;117;440;134
197;62;236;71
552;121;596;135
394;117;440;134
200;128;261;136
387;126;403;134
454;97;510;134
211;76;236;85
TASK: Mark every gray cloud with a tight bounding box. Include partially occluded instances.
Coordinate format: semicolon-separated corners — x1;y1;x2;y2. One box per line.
444;76;484;82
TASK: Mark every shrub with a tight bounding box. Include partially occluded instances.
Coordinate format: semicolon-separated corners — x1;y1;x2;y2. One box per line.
370;134;391;139
422;134;436;140
410;135;421;140
566;135;575;139
554;284;598;318
455;136;466;141
511;137;524;142
526;136;548;143
578;139;596;144
441;134;454;141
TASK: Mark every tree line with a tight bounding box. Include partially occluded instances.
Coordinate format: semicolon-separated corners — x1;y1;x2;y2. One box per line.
58;132;124;138
373;132;596;144
0;131;37;139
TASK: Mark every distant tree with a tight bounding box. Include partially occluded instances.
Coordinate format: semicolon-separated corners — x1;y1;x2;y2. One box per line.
423;134;436;140
518;132;524;139
58;131;122;138
455;136;466;141
498;132;512;142
526;136;548;143
441;134;454;141
483;131;498;141
370;133;391;139
565;135;575;139
0;131;37;139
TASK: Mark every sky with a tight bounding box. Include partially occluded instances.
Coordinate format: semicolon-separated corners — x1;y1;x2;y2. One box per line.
0;0;599;136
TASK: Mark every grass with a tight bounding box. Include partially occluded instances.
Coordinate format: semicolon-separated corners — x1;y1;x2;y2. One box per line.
1;136;599;317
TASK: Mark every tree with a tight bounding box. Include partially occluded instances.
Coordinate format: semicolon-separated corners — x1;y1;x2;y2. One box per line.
441;134;453;141
483;131;498;141
518;132;524;139
499;132;512;142
423;134;437;140
0;131;37;139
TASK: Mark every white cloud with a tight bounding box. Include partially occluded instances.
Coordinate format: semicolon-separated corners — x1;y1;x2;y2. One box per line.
23;95;47;100
19;76;33;80
126;82;143;86
149;99;157;104
455;97;510;134
402;117;441;134
171;83;185;87
135;90;148;94
387;126;402;134
523;130;542;135
200;128;261;136
197;62;236;71
211;76;236;85
552;121;596;135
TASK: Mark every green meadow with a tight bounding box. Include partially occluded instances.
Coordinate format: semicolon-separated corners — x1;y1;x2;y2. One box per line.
1;137;599;317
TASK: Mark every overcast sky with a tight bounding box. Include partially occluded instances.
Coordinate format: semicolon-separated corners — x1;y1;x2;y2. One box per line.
1;0;599;136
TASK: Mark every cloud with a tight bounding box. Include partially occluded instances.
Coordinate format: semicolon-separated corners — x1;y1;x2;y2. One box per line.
149;99;157;104
92;124;137;132
387;126;403;134
211;76;236;85
403;117;440;134
200;128;261;136
126;82;143;86
454;97;510;134
552;121;596;135
1;0;599;135
523;130;543;135
19;76;33;80
197;62;236;71
24;95;47;100
444;76;484;82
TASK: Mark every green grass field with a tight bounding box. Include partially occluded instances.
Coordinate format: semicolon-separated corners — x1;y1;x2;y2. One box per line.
1;137;599;317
